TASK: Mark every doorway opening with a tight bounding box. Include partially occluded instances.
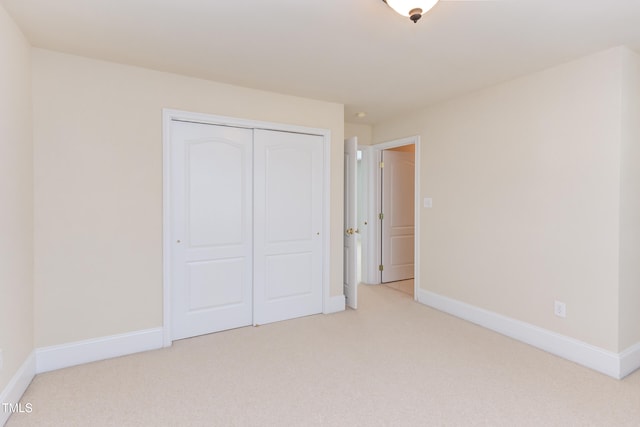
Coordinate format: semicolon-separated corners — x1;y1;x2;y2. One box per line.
380;144;416;297
346;135;421;306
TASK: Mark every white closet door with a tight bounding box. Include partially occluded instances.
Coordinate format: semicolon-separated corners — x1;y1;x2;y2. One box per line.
171;120;253;340
253;129;324;325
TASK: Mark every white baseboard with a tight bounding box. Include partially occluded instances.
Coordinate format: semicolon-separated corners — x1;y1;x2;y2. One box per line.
0;352;36;427
36;328;164;374
324;295;345;314
620;342;640;379
418;289;638;379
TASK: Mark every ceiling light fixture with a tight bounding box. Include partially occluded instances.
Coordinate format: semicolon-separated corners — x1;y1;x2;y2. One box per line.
382;0;439;23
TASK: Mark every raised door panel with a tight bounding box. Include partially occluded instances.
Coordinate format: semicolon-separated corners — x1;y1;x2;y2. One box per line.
188;141;245;248
265;253;313;300
265;146;313;243
187;259;245;310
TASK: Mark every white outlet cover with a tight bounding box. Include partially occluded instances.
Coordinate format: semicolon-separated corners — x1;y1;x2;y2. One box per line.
554;301;567;318
423;197;433;208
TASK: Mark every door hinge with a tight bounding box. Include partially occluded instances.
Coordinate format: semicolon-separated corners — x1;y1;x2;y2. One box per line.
379;264;384;271
379;161;384;168
379;213;384;220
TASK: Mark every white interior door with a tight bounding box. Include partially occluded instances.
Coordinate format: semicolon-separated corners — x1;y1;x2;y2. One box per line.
381;149;415;283
171;120;253;340
344;137;358;309
253;129;324;325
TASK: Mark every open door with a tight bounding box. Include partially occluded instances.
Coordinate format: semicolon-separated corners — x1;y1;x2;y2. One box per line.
381;149;415;283
344;137;358;308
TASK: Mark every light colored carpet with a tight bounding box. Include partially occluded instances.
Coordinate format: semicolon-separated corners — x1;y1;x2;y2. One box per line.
383;279;414;297
7;284;640;426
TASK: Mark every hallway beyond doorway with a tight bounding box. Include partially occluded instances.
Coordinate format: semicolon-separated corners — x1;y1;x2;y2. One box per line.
383;279;414;298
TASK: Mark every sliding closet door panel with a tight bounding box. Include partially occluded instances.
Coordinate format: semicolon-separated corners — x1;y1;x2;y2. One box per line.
253;129;323;325
171;120;253;340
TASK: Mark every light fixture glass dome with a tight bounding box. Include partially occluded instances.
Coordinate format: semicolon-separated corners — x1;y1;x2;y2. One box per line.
383;0;440;22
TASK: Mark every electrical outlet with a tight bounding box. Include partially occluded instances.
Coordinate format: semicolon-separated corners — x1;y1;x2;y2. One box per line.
554;301;567;318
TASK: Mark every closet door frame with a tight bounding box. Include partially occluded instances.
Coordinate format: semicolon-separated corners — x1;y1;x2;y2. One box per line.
162;109;331;347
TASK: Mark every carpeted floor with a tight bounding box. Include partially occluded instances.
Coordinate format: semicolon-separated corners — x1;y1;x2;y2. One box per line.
383;279;414;297
7;284;640;426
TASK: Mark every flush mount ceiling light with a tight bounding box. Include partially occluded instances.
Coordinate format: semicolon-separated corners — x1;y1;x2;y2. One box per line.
382;0;440;23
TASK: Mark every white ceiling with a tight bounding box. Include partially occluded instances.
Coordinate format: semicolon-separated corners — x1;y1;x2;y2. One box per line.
3;0;640;124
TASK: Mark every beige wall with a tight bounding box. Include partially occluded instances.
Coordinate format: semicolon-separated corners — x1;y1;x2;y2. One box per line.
374;48;628;352
32;49;344;347
345;122;373;146
619;48;640;350
0;5;34;390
